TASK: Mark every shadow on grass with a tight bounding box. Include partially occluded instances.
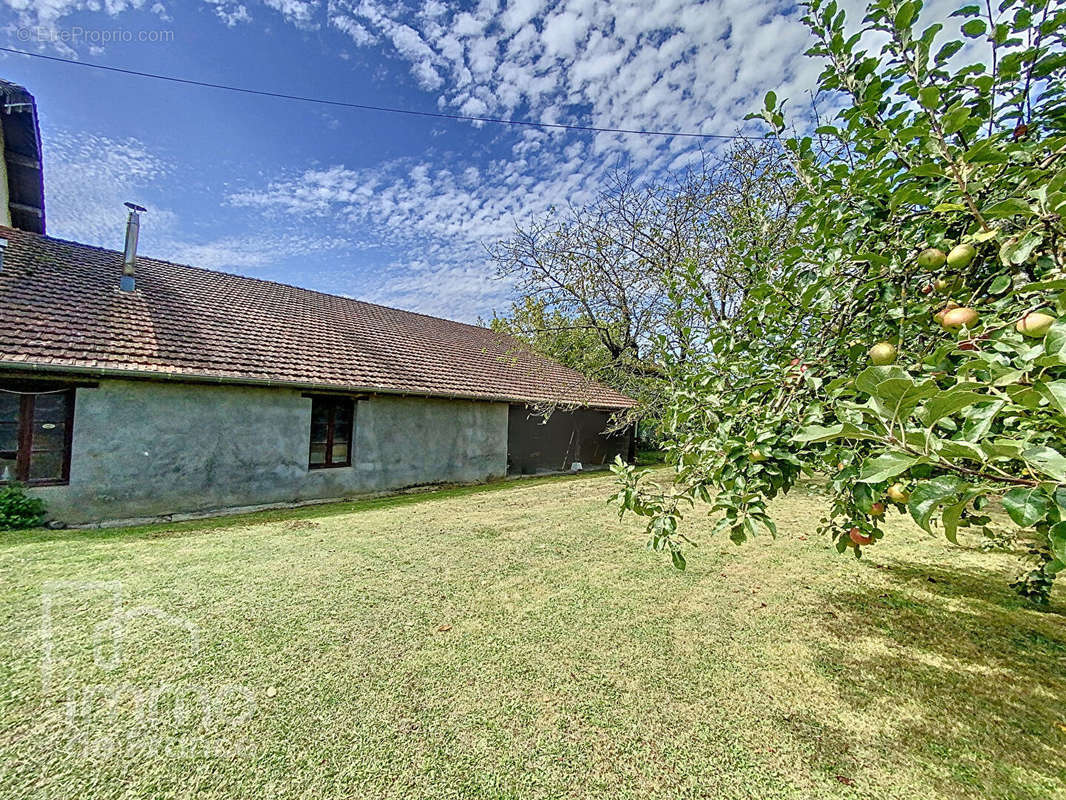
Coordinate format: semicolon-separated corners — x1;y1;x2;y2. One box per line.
810;557;1066;798
0;470;606;549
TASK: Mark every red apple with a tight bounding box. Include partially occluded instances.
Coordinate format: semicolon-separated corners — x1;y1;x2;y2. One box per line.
849;527;873;546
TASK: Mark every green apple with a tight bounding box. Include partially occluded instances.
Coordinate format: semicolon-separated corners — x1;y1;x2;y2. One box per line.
1016;312;1055;338
946;243;976;270
917;248;947;269
939;307;979;329
886;483;910;504
868;342;897;365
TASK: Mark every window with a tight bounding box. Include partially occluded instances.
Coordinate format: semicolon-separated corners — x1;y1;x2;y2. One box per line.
0;388;75;485
308;396;354;469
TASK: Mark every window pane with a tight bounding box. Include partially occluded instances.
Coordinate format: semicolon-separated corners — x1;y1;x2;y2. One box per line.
28;450;63;481
0;422;18;453
33;393;69;424
333;423;350;445
311;399;330;425
331;443;349;462
0;397;22;481
333;413;352;443
0;394;18;424
309;443;326;466
32;421;66;451
310;418;329;443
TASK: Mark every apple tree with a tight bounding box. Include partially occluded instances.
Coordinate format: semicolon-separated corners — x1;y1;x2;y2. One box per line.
612;0;1066;602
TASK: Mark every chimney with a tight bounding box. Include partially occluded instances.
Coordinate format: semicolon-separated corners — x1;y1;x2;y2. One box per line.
0;237;6;271
120;202;146;292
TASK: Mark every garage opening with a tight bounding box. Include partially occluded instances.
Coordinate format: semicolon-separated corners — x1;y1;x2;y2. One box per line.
506;405;633;475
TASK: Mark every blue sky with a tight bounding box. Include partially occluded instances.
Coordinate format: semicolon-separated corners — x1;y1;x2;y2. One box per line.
0;0;881;321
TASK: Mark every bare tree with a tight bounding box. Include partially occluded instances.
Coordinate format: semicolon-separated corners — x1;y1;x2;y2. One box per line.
488;139;799;385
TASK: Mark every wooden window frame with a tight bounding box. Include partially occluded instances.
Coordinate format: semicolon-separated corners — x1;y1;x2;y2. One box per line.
0;389;75;486
307;396;355;470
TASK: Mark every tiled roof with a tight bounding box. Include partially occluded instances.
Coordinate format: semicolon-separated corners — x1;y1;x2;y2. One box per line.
0;226;634;409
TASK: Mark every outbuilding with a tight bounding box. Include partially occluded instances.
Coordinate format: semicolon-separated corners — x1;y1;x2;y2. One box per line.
0;222;634;525
0;77;633;525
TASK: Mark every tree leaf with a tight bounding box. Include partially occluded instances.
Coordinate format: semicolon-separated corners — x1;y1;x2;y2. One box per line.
933;202;967;212
919;85;941;109
857;452;922;483
1042;317;1066;364
935;438;987;462
988;274;1011;294
918;386;987;425
1001;231;1042;265
792;423;879;443
1036;380;1066;415
961;401;1003;441
1022;445;1066;482
942;106;971;135
941;498;968;544
935;40;964;62
908;475;964;532
1002;487;1050;527
895;1;917;29
855;365;909;396
1050;522;1066;563
871;378;939;422
984;198;1033;218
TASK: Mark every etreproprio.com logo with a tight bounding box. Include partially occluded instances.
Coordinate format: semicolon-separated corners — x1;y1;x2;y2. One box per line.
16;27;175;45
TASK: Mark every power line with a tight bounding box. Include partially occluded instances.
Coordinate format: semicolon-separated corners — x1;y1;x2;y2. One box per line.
0;45;761;141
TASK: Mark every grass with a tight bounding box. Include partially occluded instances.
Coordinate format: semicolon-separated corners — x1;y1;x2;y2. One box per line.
0;471;1063;800
635;448;667;466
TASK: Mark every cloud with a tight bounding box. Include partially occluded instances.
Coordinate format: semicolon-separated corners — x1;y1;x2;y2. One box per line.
2;0;980;322
203;0;253;26
359;258;514;321
0;0;147;29
164;231;349;271
0;0;321;31
324;0;445;89
42;130;352;283
43;130;175;247
541;10;587;58
262;0;319;25
330;12;377;45
226;138;646;320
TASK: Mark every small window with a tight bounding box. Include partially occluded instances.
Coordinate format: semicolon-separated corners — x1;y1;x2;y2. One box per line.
0;388;75;486
308;396;354;469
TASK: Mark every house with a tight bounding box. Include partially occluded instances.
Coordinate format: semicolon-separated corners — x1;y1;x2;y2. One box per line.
0;80;634;525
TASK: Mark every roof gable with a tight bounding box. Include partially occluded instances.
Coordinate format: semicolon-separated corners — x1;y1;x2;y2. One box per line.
0;226;634;409
0;81;45;234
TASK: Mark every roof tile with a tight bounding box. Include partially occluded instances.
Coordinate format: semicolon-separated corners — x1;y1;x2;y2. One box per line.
0;226;634;409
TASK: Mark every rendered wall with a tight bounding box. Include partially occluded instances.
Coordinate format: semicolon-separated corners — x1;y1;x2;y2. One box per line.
32;379;509;524
0;122;10;228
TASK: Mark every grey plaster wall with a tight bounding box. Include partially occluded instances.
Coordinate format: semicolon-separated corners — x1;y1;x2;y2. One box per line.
33;380;508;524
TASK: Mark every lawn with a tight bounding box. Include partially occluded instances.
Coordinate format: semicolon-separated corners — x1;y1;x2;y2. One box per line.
0;471;1063;800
